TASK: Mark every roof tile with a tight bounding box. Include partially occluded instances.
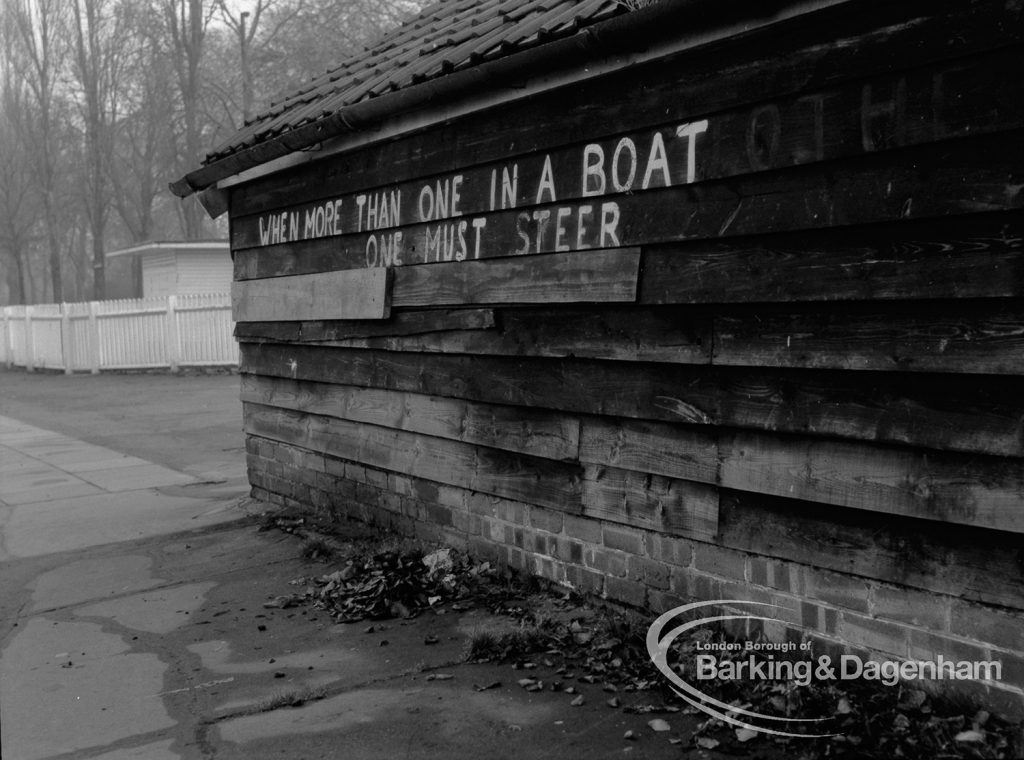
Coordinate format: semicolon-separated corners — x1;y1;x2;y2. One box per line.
204;0;628;163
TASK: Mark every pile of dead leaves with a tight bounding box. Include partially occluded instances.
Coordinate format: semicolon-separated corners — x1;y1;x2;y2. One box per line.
260;517;1020;759
465;603;1021;759
669;630;1021;759
466;601;664;694
684;681;1018;759
269;546;497;623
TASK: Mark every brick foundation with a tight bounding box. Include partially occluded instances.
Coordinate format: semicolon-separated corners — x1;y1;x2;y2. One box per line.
246;434;1024;715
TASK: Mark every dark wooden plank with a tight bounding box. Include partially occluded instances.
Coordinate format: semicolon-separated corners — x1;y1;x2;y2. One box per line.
640;214;1024;304
391;249;641;307
579;417;719;484
713;301;1024;374
234;238;340;281
718;489;1024;610
239;344;1024;457
230;45;1024;251
580;416;1024;534
582;465;719;541
239;374;580;462
719;431;1024;533
233;131;1024;278
234;308;496;342
243;402;583;513
231;268;392;321
259;306;711;365
232;0;1023;215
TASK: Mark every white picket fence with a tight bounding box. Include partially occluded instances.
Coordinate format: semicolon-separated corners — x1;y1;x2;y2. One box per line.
0;293;238;372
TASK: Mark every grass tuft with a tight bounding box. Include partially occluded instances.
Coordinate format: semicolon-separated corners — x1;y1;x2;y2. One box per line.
252;685;328;713
300;536;335;561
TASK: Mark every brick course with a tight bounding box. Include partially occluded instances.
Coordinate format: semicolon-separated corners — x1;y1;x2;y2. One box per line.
244;434;1024;714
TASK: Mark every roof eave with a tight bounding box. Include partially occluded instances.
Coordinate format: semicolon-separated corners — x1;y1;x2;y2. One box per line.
170;0;859;200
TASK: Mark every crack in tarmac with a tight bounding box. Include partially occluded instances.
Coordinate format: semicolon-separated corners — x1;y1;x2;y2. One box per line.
26;553;299;617
196;655;468;726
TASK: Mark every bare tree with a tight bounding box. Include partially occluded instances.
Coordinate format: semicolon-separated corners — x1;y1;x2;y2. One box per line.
111;8;177;245
7;0;69;301
0;0;433;304
254;0;422;104
202;0;303;136
163;0;216;239
0;72;41;304
69;0;130;300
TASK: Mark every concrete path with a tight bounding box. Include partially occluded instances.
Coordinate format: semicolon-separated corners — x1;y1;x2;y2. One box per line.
0;410;255;759
0;372;693;759
0;417;239;560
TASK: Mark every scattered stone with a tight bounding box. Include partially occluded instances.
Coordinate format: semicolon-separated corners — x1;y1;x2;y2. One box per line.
607;697;621;708
898;689;927;711
571;695;585;706
273;672;286;679
735;727;758;742
955;730;985;743
263;595;302;609
648;718;671;732
423;548;455;576
623;730;637;741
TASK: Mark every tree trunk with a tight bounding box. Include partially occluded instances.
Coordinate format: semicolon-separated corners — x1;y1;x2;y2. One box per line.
4;246;27;304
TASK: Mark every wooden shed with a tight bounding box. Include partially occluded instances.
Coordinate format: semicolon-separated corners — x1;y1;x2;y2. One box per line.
173;0;1024;713
105;241;232;298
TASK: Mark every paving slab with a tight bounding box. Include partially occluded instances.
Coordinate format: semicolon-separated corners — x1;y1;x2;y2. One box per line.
1;489;242;559
0;374;701;759
1;480;107;506
75;463;196;492
88;740;180;760
0;449;54;474
76;582;217;634
30;555;162;613
1;617;175;760
0;468;90;493
61;456;155;473
4;512;701;760
0;415;247;560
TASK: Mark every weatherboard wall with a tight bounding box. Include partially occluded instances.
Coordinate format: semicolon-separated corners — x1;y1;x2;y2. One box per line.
230;0;1024;712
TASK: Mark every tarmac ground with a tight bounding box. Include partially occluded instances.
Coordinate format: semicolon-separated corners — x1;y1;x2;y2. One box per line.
0;369;699;759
